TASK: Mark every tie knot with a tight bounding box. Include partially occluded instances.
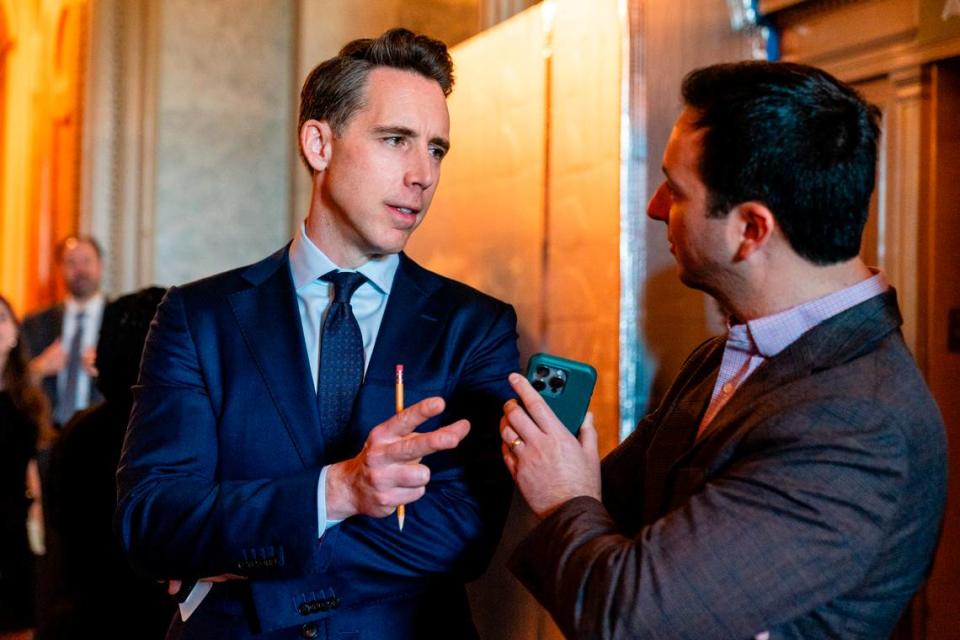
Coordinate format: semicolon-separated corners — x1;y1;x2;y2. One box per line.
321;271;368;303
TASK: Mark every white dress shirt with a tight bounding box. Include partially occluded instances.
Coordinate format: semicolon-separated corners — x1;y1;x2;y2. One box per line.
288;223;399;536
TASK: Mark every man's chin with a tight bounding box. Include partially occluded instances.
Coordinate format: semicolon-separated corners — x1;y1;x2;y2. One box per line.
69;282;98;299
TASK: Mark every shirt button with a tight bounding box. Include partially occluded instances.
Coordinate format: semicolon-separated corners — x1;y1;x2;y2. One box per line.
722;382;733;394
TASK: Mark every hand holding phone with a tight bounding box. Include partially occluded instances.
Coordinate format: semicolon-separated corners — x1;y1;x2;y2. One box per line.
525;353;597;435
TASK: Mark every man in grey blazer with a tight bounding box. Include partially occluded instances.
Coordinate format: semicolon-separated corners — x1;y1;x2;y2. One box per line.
499;61;947;639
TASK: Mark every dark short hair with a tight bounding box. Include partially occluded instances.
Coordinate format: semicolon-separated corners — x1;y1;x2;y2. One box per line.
681;61;881;265
55;235;103;263
297;28;454;171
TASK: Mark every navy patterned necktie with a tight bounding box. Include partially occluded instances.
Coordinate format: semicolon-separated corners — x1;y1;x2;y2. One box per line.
56;310;86;426
318;271;368;454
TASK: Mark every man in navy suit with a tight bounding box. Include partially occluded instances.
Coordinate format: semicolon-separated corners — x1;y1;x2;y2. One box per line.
500;62;946;638
117;29;518;639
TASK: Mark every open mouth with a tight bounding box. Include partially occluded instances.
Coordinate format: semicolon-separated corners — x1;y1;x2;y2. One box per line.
388;204;420;216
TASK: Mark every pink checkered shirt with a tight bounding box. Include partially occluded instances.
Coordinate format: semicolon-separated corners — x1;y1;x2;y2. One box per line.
697;271;890;437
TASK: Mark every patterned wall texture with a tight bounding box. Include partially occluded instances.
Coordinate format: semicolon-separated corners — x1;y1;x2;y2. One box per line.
152;0;293;286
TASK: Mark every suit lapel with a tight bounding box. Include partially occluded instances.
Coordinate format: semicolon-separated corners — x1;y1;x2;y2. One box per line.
228;247;322;467
687;290;904;459
641;341;723;525
364;253;445;384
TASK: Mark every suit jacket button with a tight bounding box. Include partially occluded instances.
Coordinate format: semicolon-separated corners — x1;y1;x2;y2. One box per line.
301;622;319;638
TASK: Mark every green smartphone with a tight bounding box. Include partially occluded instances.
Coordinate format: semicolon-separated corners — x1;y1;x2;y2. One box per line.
525;353;597;435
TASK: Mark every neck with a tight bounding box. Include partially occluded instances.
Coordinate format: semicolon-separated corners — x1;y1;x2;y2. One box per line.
304;179;375;269
725;257;873;322
70;291;98;305
304;214;363;269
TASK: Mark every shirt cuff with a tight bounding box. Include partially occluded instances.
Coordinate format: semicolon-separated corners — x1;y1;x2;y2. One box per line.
317;464;342;537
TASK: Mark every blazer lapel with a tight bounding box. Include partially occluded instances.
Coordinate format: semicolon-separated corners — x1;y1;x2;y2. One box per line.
228;247;323;467
689;290;904;459
364;253;445;385
641;342;723;525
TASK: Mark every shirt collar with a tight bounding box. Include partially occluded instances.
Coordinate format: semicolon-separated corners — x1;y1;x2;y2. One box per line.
64;292;105;316
732;270;889;358
289;223;399;295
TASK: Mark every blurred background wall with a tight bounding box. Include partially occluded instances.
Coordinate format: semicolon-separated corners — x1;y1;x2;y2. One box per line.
1;0;958;638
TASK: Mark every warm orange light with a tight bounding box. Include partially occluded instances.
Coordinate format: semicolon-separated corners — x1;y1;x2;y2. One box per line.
0;0;86;316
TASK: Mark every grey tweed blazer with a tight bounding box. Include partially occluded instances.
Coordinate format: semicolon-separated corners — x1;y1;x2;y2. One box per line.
510;290;947;639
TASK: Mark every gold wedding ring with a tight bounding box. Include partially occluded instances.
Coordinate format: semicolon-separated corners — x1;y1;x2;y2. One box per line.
508;437;523;451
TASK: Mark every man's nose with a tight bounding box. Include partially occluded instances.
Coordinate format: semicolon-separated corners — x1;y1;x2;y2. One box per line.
404;148;435;191
647;182;669;221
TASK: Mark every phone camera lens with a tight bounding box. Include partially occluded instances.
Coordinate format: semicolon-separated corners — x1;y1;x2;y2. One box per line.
535;366;550;378
548;376;564;391
531;379;546;392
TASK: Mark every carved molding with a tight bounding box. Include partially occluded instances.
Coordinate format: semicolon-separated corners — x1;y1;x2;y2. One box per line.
761;0;874;20
882;65;926;357
822;34;960;82
82;0;159;295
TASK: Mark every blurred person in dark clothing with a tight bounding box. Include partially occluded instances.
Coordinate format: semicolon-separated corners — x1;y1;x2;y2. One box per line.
38;287;172;640
0;294;50;640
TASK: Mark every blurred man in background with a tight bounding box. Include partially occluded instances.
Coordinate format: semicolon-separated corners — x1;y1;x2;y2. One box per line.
23;236;106;428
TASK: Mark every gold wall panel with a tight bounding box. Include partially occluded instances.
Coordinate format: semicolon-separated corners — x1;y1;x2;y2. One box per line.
406;7;547;361
546;0;622;457
0;0;85;315
406;3;622;639
408;0;623;454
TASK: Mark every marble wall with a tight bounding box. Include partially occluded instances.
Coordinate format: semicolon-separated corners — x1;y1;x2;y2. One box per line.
151;0;294;286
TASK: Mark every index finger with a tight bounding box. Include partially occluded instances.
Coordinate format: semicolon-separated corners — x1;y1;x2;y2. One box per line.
387;419;471;461
507;372;567;436
380;396;446;438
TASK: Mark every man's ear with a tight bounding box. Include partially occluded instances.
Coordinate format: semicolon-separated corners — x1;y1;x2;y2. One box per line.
300;119;334;172
731;201;776;262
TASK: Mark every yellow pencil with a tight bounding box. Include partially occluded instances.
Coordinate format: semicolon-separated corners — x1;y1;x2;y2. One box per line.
395;364;405;531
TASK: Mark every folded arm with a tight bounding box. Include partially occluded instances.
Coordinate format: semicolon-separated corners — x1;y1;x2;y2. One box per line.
115;287;322;580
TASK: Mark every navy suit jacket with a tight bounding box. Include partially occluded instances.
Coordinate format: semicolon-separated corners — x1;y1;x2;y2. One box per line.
510;291;947;639
116;247;519;639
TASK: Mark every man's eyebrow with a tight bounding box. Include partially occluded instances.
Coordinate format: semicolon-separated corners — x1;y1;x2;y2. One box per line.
372;125;416;138
430;136;450;153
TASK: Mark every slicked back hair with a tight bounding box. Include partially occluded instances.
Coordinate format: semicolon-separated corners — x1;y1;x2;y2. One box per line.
681;61;881;265
297;28;454;171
